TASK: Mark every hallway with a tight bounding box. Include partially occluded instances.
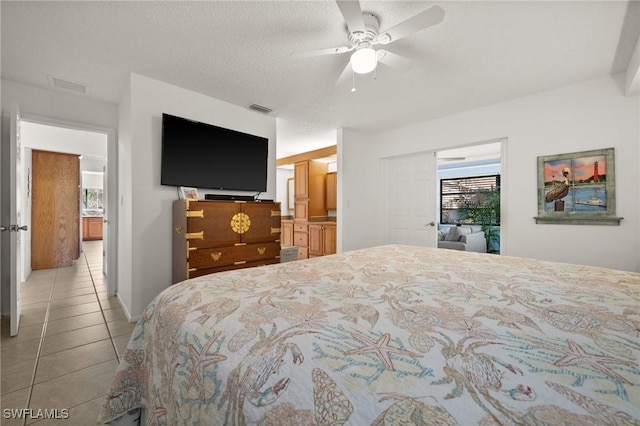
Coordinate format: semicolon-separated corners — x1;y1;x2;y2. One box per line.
1;241;134;425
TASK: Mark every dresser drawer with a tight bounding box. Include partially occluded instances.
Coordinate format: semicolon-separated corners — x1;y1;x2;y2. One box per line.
189;242;280;269
294;231;308;247
188;258;280;279
293;222;308;232
297;247;309;259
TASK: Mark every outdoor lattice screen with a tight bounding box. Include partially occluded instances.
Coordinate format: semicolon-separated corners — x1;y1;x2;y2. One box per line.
440;174;500;224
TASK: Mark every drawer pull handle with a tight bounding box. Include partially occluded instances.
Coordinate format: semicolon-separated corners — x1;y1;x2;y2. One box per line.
271;210;281;217
234;260;247;265
271;227;281;234
257;247;266;255
186;231;204;240
175;226;183;234
234;243;247;246
186;210;204;218
211;252;222;261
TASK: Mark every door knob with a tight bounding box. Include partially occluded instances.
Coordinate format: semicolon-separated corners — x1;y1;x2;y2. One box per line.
16;225;28;231
425;222;435;227
0;226;9;232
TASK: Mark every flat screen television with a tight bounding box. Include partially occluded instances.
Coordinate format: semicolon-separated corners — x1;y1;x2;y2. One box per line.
161;113;268;192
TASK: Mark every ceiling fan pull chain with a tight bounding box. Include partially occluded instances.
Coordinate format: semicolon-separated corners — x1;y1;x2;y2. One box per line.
351;71;357;92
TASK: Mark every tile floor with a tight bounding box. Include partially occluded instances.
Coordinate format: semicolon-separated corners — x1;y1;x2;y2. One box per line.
1;241;135;425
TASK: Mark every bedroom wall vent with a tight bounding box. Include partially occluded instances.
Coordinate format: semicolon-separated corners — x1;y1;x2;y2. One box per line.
247;104;273;114
48;76;88;94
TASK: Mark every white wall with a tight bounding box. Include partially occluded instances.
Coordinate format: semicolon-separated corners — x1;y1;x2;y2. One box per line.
338;128;382;252
82;172;104;190
1;80;118;129
342;73;640;272
117;78;133;319
119;74;277;319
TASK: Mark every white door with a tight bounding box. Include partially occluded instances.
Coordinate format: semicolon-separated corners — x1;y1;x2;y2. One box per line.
3;104;26;336
385;151;437;247
102;162;108;277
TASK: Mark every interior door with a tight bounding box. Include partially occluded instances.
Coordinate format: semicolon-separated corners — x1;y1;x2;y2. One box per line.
31;150;80;269
385;151;438;247
5;104;25;336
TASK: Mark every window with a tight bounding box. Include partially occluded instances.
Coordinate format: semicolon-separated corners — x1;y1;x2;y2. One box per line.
83;188;103;211
440;174;500;224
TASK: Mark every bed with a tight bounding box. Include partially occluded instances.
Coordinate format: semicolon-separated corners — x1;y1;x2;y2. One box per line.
98;244;640;425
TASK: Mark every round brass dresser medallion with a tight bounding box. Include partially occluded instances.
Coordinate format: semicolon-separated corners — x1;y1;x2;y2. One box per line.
230;212;251;234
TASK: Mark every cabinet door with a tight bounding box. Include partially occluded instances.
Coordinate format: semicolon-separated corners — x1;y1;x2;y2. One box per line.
82;218;89;240
308;224;323;256
187;201;241;248
294;161;309;198
87;218;103;240
241;202;281;244
322;224;336;255
294;200;308;221
282;221;293;246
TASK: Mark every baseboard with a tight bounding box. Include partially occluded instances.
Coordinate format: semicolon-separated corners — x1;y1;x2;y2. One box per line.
115;294;140;323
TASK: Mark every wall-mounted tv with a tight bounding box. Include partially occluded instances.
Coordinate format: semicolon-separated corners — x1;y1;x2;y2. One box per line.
161;113;268;192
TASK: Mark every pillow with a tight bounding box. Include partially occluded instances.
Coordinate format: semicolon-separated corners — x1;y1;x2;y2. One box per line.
445;225;472;241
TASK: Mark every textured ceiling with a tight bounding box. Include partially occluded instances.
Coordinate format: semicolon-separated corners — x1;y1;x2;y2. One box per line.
2;1;638;157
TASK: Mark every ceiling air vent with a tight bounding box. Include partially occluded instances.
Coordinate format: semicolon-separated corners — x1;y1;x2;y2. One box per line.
248;104;273;114
48;76;88;94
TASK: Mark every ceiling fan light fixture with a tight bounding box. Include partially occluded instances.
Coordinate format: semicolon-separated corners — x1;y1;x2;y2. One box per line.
350;48;377;74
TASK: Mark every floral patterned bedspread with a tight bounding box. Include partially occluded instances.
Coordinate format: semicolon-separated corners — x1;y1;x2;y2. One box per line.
99;245;640;425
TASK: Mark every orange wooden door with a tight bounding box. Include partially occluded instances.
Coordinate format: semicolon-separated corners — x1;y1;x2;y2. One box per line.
31;150;80;269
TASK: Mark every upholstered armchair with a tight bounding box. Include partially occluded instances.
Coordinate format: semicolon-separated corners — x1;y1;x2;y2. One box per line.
437;225;487;253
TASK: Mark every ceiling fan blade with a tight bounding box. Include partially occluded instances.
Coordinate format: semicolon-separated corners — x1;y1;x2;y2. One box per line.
291;46;352;58
335;62;352;87
379;5;444;43
377;50;413;72
336;0;365;34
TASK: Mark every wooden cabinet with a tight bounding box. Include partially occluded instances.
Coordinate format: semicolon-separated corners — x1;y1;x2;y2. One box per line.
294;160;327;221
281;219;294;247
173;200;281;283
82;217;103;241
293;222;309;259
326;172;337;210
308;222;336;257
294;161;309;198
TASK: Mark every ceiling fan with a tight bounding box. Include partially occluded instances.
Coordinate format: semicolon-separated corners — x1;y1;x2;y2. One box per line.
291;1;444;86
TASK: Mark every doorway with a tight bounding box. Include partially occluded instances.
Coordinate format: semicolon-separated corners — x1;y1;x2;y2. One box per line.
19;119;114;294
436;139;505;254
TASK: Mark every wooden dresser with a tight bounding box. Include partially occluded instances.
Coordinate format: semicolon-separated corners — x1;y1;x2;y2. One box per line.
172;200;281;283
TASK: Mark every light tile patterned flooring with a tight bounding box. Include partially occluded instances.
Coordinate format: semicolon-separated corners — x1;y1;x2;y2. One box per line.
1;241;135;425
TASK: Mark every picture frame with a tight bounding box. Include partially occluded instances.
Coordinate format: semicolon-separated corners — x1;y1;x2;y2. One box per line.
534;148;622;225
179;186;199;200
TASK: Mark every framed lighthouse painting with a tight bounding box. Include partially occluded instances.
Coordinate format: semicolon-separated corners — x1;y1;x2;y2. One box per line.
534;148;622;225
